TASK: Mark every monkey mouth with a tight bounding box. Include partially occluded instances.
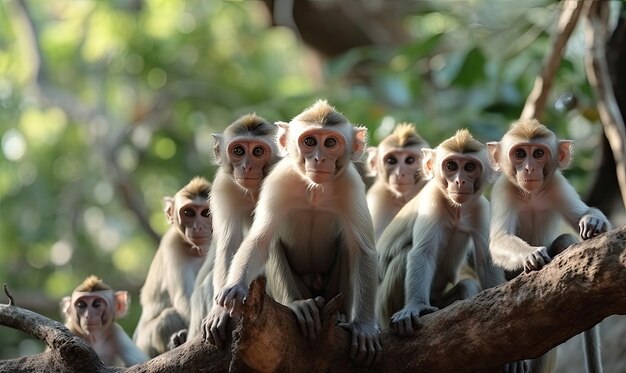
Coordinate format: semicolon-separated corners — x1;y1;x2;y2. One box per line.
306;169;332;174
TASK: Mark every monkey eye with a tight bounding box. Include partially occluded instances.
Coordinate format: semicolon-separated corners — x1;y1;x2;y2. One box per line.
324;137;337;147
252;146;265;157
464;162;476;172
183;208;195;217
514;148;526;159
533;149;545;158
92;300;102;308
232;146;245;157
405;156;415;164
303;137;317;147
386;156;397;165
76;300;87;309
446;161;458;171
201;209;211;218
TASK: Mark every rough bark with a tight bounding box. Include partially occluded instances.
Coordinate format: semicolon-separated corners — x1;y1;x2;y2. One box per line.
2;225;626;372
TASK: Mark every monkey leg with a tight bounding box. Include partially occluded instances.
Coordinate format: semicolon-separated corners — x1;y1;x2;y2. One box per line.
437;278;482;308
582;325;603;373
135;308;187;357
528;349;557;373
547;233;578;258
375;252;407;328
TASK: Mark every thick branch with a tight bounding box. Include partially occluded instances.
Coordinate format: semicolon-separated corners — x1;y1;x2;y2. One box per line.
520;0;584;120
2;226;626;372
584;0;626;211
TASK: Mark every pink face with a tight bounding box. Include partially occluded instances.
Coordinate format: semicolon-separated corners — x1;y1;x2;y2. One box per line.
440;155;482;204
507;142;551;193
228;139;273;190
72;292;112;335
177;197;212;249
381;147;424;194
298;128;347;184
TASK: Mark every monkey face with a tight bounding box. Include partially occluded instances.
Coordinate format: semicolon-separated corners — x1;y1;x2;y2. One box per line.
507;142;551;193
381;147;424;195
73;293;113;335
228;139;274;190
440;155;482;205
178;198;212;252
297;128;347;184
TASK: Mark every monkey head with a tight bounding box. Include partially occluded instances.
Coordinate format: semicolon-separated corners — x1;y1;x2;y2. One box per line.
61;276;129;336
212;114;279;192
164;176;212;255
278;100;366;185
487;119;572;194
423;129;491;206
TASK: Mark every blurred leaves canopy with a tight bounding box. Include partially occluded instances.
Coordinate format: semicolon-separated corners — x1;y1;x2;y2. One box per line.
0;0;614;358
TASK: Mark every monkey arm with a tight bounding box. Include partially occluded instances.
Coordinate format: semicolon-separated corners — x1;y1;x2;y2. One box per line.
404;217;439;309
113;323;149;366
470;198;505;288
488;180;541;271
164;244;194;321
376;196;419;279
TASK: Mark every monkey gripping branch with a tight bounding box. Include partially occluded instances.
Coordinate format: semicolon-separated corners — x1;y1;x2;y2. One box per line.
1;225;626;372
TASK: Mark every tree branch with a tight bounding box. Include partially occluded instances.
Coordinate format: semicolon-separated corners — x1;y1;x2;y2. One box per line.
583;0;626;211
520;0;585;120
3;225;626;372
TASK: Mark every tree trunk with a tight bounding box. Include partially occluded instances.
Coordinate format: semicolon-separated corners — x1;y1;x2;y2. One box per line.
2;225;626;372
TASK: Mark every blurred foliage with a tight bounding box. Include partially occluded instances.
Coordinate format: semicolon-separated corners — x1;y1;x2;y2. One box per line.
0;0;614;358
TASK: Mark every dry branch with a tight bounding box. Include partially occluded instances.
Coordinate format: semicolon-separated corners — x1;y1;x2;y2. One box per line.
2;225;626;372
520;0;585;120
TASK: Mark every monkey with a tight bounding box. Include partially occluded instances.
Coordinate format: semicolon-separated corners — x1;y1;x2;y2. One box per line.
365;123;430;240
184;114;280;349
215;100;381;365
132;176;212;357
60;275;148;367
487;118;611;373
375;129;505;335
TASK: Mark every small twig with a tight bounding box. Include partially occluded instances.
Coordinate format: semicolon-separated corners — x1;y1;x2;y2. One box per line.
3;284;15;306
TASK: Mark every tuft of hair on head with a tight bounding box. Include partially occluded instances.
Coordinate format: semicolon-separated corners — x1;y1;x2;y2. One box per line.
508;118;553;140
440;129;484;153
75;275;112;292
293;99;348;127
225;113;276;138
180;176;211;200
386;122;426;147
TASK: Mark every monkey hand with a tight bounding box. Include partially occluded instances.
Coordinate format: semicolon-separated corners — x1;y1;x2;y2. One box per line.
338;321;381;366
202;306;231;349
503;360;528;373
215;282;247;317
523;247;551;273
287;297;325;342
167;329;187;350
390;303;436;337
579;214;608;240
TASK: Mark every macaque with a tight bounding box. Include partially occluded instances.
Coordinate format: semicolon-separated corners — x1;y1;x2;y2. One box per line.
376;129;504;336
61;276;148;367
133;176;212;357
188;114;280;348
366;123;430;240
487;119;611;373
215;100;381;365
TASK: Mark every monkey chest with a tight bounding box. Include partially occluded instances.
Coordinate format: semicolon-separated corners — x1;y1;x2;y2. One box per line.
276;210;342;274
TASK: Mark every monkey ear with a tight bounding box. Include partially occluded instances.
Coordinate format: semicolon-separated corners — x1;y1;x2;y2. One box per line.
351;127;367;161
421;148;436;179
558;140;573;169
275;121;290;157
364;147;378;177
212;134;223;164
60;296;72;318
114;291;130;318
163;197;175;224
486;142;501;171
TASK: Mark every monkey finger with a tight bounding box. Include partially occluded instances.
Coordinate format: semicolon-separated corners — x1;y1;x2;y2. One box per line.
355;334;367;365
314;296;325;308
374;337;382;363
412;313;423;330
363;338;376;366
401;315;413;336
303;302;318;340
217;312;229;342
349;327;358;360
292;307;308;338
